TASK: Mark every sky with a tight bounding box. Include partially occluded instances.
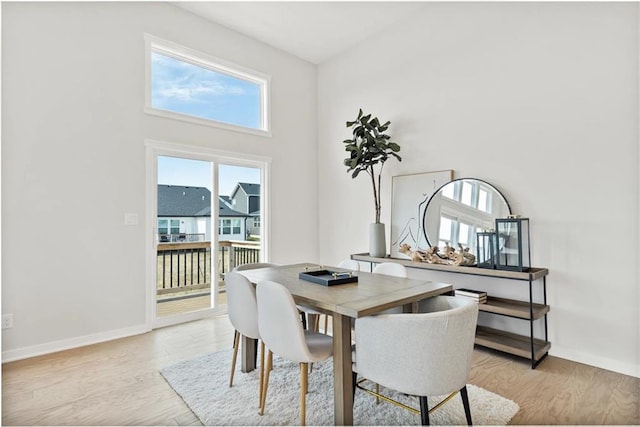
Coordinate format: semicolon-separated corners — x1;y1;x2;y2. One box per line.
158;156;260;196
151;51;262;129
152;50;262;195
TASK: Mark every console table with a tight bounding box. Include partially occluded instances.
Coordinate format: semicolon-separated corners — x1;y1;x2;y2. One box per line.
351;253;550;368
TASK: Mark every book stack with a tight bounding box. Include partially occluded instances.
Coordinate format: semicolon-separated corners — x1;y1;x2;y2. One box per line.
454;288;488;304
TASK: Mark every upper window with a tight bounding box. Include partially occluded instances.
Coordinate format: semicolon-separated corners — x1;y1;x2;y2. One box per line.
145;34;271;136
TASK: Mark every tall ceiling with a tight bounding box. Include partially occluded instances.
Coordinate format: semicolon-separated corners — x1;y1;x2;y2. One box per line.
174;2;427;64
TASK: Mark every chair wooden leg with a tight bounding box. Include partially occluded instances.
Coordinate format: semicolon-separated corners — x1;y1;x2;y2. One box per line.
300;362;308;426
419;396;430;425
323;314;329;334
460;385;472;425
259;350;273;415
229;330;240;387
258;341;265;407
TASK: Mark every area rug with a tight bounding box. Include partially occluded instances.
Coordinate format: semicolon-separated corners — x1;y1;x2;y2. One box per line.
161;349;519;426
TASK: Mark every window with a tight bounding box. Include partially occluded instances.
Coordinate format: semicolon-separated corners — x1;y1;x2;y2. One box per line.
145;34;271;136
219;219;242;235
158;218;180;235
158;218;181;242
253;217;260;227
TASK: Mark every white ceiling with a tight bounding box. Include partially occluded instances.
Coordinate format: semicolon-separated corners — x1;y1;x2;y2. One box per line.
174;2;427;64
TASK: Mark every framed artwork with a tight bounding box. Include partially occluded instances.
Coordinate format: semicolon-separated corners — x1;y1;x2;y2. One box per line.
390;170;453;259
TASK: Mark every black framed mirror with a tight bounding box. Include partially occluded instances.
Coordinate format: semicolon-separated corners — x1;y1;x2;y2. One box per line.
422;178;511;253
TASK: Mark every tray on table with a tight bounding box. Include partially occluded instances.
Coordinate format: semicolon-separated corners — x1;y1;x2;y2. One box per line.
298;269;358;286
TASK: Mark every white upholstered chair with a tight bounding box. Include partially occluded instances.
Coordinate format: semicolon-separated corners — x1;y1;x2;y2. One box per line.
233;262;311;327
372;261;408;278
233;262;278;272
337;259;361;272
256;280;334;426
225;272;265;407
352;296;479;425
373;262;407;315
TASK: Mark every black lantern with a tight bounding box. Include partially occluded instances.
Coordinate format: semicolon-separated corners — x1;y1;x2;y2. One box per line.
476;231;497;269
495;217;531;272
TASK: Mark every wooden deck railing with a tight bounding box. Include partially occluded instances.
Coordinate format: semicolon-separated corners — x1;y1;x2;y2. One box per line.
156;240;261;295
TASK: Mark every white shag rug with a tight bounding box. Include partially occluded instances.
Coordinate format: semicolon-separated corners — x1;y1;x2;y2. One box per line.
161;349;519;426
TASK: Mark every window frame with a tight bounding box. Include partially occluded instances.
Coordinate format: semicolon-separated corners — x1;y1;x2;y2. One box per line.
144;34;272;137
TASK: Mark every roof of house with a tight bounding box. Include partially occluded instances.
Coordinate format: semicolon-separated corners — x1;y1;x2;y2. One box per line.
219;197;249;218
158;185;249;218
232;182;260;198
158;185;211;217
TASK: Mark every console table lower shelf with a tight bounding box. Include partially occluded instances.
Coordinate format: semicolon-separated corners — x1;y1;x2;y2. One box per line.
475;326;551;364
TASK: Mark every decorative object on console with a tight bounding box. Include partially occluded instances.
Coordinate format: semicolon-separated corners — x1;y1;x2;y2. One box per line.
442;243;476;266
476;230;497;269
422;178;511;258
343;109;402;258
399;243;475;266
398;243;427;262
495;216;531;272
390;170;453;259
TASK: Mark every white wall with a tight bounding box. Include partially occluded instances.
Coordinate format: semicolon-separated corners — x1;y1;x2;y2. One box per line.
318;2;639;377
2;2;318;358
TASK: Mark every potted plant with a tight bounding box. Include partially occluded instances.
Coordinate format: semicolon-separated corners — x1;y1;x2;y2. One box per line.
343;109;401;257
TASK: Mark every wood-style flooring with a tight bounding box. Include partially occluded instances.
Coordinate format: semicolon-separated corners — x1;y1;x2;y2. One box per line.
2;314;639;425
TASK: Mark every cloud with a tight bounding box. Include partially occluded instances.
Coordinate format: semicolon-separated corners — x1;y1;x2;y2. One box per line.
156;80;245;103
152;52;249;103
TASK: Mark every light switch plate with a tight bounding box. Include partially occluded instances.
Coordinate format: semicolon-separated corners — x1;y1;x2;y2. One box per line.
124;213;139;225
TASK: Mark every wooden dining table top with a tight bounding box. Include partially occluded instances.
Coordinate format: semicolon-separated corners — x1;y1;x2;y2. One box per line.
236;262;454;318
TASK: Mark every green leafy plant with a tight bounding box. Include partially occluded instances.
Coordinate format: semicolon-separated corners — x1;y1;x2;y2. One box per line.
343;109;402;224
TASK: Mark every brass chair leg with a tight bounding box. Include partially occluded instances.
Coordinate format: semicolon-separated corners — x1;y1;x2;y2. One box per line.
229;330;240;387
300;362;308;426
259;350;273;415
258;341;265;407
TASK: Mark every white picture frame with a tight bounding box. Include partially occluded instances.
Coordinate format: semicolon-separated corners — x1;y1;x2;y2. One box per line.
390;170;453;259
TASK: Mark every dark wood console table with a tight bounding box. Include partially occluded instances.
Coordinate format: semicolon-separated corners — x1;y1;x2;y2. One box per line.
351;253;550;368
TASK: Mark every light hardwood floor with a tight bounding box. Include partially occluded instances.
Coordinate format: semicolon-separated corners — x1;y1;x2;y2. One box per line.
2;314;638;425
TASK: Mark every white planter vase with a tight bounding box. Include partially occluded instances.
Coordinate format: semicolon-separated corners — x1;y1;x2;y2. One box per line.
369;223;386;258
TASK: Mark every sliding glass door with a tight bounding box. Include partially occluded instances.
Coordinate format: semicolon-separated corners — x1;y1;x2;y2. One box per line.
146;141;269;328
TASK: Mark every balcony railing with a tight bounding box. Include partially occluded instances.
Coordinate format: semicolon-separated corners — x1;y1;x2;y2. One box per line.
156;240;261;295
158;233;205;243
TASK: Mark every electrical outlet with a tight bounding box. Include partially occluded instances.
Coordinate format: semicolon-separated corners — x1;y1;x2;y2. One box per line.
2;314;13;329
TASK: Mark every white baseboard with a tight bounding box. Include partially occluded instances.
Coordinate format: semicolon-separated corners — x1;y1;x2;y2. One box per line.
550;345;640;378
1;324;150;363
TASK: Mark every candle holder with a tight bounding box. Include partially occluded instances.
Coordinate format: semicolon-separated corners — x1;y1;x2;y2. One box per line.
476;230;497;269
495;217;531;272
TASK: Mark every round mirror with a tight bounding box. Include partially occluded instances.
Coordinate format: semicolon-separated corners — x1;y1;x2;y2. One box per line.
422;178;511;253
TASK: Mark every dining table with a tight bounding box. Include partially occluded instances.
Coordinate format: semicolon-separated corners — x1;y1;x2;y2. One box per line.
236;262;453;425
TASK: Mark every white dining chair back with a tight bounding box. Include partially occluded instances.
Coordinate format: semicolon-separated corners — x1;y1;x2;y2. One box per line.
224;272;265;406
372;262;407;314
225;272;260;340
233;262;278;272
353;296;479;424
373;262;407;278
256;280;333;425
337;259;361;271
